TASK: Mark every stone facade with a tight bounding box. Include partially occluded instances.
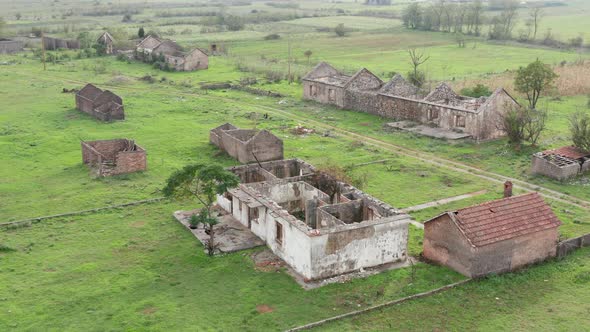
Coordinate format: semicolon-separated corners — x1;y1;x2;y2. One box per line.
423;193;561;278
81;139;146;177
210;123;283;164
531;146;590;181
135;35;208;71
96;32;114;54
75;84;124;121
216;159;411;280
0;39;24;54
303;62;519;141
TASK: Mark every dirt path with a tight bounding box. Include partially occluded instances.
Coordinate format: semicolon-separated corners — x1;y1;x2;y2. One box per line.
25;72;590;210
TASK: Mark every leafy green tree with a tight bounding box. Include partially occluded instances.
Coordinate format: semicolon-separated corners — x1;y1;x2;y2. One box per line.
334;23;346;37
163;164;239;256
402;3;422;29
569;111;590;152
138;27;145;38
514;59;557;109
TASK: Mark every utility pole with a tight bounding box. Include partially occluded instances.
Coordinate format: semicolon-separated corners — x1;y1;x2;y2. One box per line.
287;33;292;85
41;30;46;71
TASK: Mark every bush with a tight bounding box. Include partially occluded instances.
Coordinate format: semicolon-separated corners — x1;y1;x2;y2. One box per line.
460;84;493;98
407;70;426;88
568;36;584;48
264;33;280;40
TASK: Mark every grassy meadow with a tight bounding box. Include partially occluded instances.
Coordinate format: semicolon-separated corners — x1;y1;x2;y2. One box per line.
2;0;590;330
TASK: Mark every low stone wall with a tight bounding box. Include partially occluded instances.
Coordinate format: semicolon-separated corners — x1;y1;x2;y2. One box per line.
557;233;590;259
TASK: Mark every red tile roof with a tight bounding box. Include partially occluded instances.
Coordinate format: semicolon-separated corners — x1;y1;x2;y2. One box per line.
543;146;590;160
451;193;561;247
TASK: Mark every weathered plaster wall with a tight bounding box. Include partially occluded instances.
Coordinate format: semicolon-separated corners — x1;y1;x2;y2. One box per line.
183;49;208;71
308;220;408;280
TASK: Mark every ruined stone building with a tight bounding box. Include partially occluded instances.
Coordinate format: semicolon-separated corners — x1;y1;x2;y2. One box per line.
0;38;24;54
210;123;283;164
135;35;208;71
42;36;80;50
423;191;561;278
81;139;147;177
96;32;114;54
303;62;518;141
216;159;411;280
531;146;590;181
75;84;125;121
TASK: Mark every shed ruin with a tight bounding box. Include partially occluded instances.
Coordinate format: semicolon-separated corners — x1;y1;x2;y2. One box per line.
97;32;115;54
0;38;24;54
216;159;411;281
423;192;562;278
531;146;590;181
210;123;283;164
81;139;146;177
42;36;80;50
75;84;125;121
303;62;518;141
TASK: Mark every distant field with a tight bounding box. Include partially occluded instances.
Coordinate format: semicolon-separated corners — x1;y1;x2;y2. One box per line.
285;16;402;31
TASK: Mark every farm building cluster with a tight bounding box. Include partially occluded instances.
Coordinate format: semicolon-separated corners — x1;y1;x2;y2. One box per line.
135;35;208;71
303;62;519;141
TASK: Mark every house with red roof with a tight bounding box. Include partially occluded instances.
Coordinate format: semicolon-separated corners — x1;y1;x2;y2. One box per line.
423;190;562;278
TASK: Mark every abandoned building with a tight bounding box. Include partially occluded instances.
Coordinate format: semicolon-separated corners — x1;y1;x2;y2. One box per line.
423;190;562;278
135;35;208;71
531;146;590;181
216;159;411;280
96;32;114;54
302;62;518;141
42;36;80;50
210;123;283;164
75;84;125;121
81;139;147;177
0;38;24;54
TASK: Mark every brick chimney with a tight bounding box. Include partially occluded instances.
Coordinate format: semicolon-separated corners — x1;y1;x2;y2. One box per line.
504;181;513;198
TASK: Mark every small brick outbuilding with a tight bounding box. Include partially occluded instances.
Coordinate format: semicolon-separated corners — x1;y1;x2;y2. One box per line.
210;123;283;164
81;139;146;177
531;146;590;181
423;192;562;278
75;84;124;121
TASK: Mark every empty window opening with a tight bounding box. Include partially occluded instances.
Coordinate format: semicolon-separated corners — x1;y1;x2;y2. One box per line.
275;222;283;245
455;115;466;128
328;89;335;101
427;108;439;120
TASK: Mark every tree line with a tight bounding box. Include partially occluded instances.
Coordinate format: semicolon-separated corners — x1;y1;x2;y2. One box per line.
402;0;545;41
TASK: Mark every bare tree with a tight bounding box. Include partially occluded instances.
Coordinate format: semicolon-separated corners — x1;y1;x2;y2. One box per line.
529;6;543;40
408;48;430;87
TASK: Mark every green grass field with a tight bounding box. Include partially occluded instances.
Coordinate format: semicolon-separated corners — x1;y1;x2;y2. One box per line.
2;0;590;330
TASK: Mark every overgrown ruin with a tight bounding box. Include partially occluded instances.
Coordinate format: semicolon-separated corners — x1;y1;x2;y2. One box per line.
531;146;590;181
210;123;284;164
216;159;411;281
75;84;125;121
303;62;519;141
135;35;208;71
81;139;146;177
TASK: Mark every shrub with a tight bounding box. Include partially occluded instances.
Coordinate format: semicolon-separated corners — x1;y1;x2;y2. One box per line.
460;84;492;98
264;33;280;40
407;70;426;88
